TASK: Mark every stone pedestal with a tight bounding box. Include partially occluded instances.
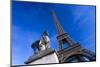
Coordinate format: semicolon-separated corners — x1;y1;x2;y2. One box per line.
24;48;59;64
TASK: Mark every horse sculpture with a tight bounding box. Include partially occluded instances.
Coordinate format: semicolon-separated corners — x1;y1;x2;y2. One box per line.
31;31;50;54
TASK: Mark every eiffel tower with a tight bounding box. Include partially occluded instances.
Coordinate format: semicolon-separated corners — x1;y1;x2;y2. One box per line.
51;10;96;63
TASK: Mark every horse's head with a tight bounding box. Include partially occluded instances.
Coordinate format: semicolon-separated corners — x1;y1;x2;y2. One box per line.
31;40;40;49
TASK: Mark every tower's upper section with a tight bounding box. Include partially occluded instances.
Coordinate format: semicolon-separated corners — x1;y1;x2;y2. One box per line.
51;10;75;50
51;10;65;36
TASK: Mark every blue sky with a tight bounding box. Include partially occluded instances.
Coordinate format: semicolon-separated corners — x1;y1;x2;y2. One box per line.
12;1;96;65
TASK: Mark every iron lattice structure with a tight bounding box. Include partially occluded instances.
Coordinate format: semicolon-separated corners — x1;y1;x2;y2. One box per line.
51;10;96;63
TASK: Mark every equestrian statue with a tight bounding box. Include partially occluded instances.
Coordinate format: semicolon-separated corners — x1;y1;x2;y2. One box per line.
31;31;50;54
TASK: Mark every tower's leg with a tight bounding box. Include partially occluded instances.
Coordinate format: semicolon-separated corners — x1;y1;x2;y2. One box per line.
59;41;63;50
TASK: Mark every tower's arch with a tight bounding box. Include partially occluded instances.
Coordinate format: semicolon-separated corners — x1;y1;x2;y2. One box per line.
63;51;96;63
